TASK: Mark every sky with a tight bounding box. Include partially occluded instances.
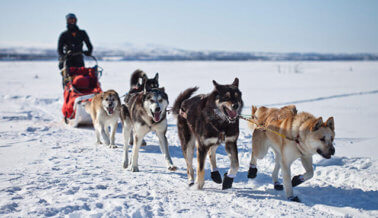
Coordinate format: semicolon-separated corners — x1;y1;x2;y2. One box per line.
0;0;377;53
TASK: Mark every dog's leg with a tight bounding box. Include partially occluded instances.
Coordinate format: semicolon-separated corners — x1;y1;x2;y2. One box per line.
185;138;195;186
248;129;266;179
178;118;195;186
109;121;118;148
122;120;132;169
223;138;239;190
130;125;149;172
292;156;313;187
272;149;283;190
100;123;110;145
156;130;177;171
281;158;300;202
196;143;209;190
94;122;102;144
208;145;222;184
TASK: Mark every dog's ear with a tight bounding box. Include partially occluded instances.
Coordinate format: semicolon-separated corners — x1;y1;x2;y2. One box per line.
160;87;165;93
325;117;334;131
232;77;239;87
312;117;323;131
213;80;220;89
154;73;159;81
114;91;121;103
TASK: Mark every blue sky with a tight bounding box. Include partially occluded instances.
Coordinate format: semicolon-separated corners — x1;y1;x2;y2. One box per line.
0;0;377;53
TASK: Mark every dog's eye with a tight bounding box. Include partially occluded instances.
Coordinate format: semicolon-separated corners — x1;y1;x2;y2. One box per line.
320;137;325;142
158;99;163;103
105;98;109;101
331;136;334;141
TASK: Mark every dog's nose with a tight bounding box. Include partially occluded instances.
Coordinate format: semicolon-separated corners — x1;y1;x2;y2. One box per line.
329;147;335;155
155;106;161;112
232;103;238;110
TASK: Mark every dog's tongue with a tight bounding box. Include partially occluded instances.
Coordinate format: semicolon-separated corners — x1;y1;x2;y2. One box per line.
108;107;114;114
153;111;161;122
227;109;237;118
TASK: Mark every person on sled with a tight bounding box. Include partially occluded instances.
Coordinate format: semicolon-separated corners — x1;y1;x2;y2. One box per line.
58;13;93;70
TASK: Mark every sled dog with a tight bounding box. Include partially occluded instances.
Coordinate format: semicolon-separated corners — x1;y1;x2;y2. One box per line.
124;69;159;103
85;89;121;148
247;105;335;202
124;69;159;146
172;78;243;190
121;86;177;172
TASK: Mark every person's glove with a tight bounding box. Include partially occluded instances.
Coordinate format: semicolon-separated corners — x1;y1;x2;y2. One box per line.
83;51;91;56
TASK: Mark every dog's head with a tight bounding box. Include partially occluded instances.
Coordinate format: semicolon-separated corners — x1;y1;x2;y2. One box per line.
101;90;120;115
212;78;243;122
306;117;335;159
143;87;168;122
143;73;159;91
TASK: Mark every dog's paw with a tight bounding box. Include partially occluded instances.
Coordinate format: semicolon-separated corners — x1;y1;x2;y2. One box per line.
96;141;102;145
109;144;118;149
197;181;205;190
130;166;139;172
122;161;128;169
222;173;234;190
168;165;177;171
188;181;195;187
274;182;283;190
211;171;222;184
247;167;257;179
288;196;301;202
292;175;304;187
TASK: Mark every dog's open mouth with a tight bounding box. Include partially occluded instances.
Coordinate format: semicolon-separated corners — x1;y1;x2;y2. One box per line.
317;149;332;159
107;106;114;115
223;106;238;121
152;110;161;122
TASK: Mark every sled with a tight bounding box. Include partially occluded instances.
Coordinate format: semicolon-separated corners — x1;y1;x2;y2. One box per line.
61;53;103;127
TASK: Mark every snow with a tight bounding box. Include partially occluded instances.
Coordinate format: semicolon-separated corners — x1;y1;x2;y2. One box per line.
0;61;377;217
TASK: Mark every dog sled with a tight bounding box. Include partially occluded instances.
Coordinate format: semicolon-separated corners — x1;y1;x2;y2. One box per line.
61;52;102;127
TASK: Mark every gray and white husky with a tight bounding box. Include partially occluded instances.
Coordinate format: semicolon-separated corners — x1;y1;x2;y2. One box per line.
121;86;177;172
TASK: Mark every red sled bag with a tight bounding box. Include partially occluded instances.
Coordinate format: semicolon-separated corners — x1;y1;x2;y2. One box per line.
62;66;102;124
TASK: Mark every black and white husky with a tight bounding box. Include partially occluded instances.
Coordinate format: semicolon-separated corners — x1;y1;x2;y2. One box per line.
172;78;243;190
124;69;159;146
121;85;177;172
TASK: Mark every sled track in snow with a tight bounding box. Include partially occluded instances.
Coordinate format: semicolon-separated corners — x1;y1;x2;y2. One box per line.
264;89;378;107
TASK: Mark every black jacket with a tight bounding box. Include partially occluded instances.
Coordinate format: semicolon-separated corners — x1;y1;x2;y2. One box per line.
58;28;93;56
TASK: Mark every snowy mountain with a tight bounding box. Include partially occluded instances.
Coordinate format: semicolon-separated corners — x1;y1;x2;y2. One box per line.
1;43;377;61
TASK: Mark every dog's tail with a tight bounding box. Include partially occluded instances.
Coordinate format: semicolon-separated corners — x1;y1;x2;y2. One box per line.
130;69;147;89
172;87;198;117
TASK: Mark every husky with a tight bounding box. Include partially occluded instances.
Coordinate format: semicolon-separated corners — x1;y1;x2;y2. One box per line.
172;78;243;190
247;105;335;202
121;86;177;172
85;90;121;148
124;69;159;146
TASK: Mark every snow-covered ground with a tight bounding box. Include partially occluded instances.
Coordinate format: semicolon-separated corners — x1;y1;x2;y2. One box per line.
0;61;377;217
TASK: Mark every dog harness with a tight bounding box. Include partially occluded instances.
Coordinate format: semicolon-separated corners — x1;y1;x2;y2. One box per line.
239;115;305;156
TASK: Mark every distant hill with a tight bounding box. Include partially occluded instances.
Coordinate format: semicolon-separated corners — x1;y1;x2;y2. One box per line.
1;45;377;61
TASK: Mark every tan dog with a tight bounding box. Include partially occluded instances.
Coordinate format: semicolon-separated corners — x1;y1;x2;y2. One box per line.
85;90;121;148
247;105;335;202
